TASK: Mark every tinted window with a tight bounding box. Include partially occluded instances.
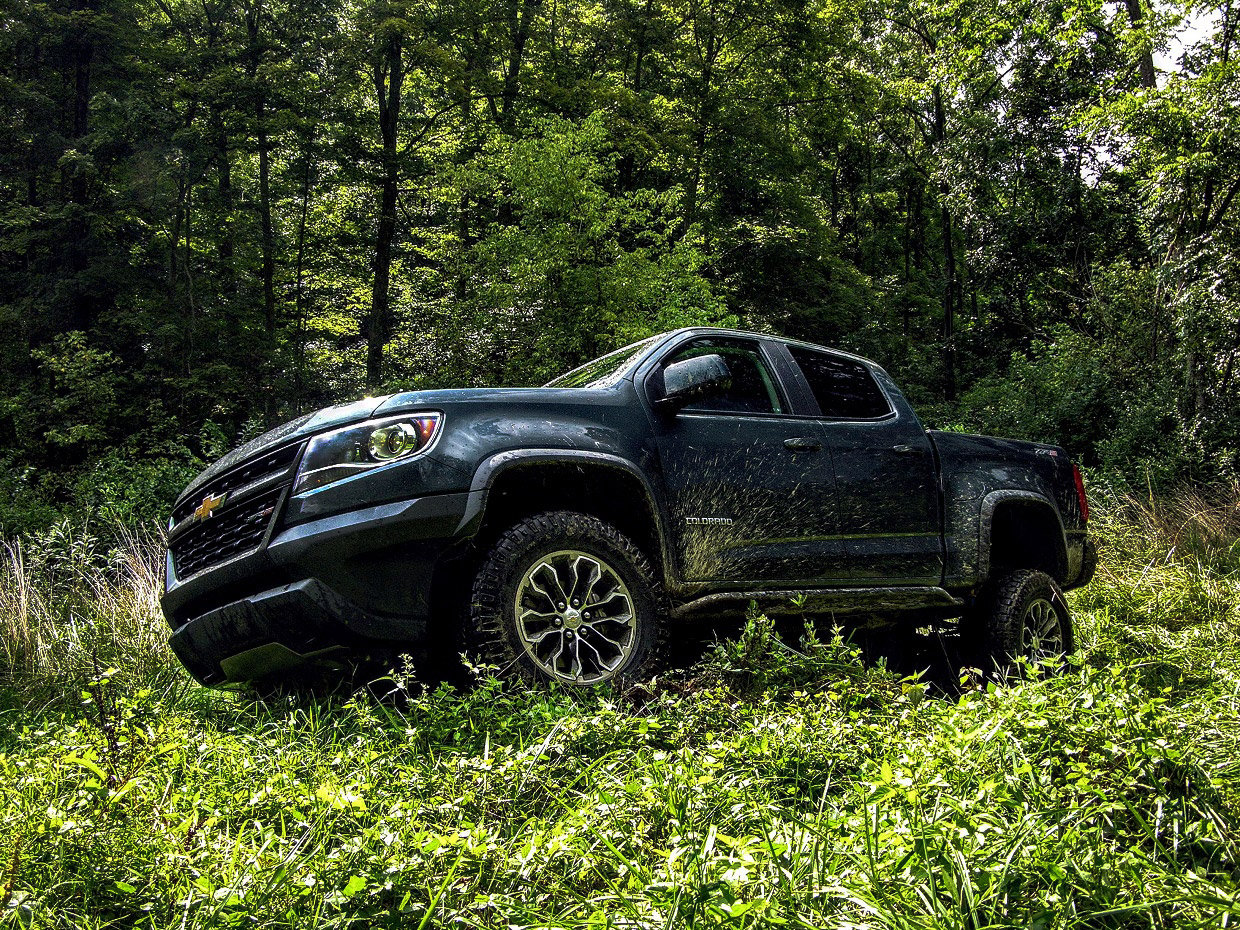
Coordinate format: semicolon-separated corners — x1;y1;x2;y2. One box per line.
659;338;784;414
789;347;891;419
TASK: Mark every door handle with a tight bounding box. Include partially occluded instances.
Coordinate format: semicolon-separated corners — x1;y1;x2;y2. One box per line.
891;443;918;455
784;437;822;453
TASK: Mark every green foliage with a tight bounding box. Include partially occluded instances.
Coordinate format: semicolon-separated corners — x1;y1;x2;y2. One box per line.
0;449;201;542
958;327;1114;453
1;499;1238;927
955;321;1187;481
1;0;1238;504
28;332;123;452
0;455;62;539
70;454;202;530
0;524;171;695
421;114;735;387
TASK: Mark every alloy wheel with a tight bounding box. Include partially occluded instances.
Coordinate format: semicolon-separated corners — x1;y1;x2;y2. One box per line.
1020;596;1065;661
513;549;637;684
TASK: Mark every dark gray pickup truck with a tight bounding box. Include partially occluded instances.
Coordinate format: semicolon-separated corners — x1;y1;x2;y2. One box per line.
161;328;1094;688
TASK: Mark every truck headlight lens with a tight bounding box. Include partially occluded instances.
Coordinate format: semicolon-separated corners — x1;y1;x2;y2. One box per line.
369;422;422;460
292;413;441;495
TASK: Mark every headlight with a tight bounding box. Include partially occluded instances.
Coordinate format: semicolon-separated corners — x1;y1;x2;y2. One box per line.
292;413;442;495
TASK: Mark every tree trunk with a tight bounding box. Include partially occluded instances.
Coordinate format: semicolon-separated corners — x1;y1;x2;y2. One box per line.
1124;0;1158;88
940;198;956;400
684;33;717;229
500;0;540;129
257;112;275;334
368;30;403;389
1223;0;1234;63
66;13;94;332
932;83;956;400
215;122;235;270
246;6;276;337
293;151;312;408
902;183;912;336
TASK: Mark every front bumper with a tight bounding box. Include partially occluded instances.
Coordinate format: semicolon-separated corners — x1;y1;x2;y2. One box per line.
162;489;482;685
169;578;422;685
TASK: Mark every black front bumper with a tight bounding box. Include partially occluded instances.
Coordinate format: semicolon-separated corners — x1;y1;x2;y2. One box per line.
168;578;424;685
163;490;483;686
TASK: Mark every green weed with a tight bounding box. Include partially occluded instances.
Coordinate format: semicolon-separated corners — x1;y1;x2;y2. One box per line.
0;498;1238;928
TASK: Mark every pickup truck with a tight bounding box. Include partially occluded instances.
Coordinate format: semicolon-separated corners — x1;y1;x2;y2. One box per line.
161;327;1095;688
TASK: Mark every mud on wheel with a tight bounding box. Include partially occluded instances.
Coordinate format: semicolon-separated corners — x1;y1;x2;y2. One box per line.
467;511;668;687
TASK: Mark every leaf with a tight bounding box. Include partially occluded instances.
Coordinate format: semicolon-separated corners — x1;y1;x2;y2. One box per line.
63;755;107;782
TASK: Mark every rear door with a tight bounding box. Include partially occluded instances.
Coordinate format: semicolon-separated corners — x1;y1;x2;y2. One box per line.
644;335;840;585
782;345;942;585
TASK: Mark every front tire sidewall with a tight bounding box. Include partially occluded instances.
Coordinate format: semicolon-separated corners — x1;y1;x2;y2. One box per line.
469;512;664;688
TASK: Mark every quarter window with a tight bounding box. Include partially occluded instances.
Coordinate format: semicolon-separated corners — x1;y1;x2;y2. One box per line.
658;338;784;414
789;346;891;419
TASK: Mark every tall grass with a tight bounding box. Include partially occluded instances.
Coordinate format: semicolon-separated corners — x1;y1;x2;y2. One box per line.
1091;481;1240;570
0;521;175;697
1074;484;1240;669
0;495;1237;929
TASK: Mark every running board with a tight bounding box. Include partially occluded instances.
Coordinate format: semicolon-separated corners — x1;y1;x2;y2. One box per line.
670;586;964;619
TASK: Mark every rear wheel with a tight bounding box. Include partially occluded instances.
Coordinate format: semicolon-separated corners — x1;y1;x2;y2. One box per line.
974;569;1074;675
467;511;668;687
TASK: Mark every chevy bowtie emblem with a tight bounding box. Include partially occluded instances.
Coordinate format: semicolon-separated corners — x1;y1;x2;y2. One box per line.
192;492;227;522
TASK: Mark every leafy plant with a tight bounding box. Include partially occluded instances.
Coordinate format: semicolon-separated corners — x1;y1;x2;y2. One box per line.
1;496;1238;928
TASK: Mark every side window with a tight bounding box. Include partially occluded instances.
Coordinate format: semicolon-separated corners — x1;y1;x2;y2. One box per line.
658;338;784;414
789;346;891;419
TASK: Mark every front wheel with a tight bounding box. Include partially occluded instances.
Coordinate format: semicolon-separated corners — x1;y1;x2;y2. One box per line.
467;511;668;687
975;569;1074;675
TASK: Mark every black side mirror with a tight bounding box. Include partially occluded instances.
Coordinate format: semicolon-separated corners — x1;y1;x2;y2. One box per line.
657;354;732;413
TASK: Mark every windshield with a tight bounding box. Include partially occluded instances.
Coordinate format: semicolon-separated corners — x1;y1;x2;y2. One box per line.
544;336;661;388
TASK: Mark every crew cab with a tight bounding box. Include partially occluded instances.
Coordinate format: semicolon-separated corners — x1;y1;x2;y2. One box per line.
161;328;1095;687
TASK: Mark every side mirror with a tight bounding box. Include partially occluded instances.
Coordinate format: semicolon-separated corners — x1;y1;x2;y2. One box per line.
657;354;732;413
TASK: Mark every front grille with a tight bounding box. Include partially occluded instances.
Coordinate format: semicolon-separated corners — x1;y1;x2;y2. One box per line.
173;442;301;525
172;487;284;579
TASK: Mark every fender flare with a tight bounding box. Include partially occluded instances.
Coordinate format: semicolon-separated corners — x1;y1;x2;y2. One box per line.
455;448;675;583
977;490;1069;584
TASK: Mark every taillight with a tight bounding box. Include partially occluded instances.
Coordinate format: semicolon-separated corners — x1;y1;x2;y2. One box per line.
1072;463;1089;522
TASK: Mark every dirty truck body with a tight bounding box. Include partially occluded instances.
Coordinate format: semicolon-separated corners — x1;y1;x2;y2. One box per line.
161;328;1094;687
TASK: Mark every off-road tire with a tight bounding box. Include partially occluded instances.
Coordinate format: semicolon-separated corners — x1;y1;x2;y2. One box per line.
467;511;669;687
975;569;1074;676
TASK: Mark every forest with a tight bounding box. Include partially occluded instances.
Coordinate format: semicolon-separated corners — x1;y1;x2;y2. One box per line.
2;1;1240;926
2;0;1239;536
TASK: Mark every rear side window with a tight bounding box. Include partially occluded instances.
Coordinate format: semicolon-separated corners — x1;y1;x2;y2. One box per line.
658;337;784;414
789;347;891;419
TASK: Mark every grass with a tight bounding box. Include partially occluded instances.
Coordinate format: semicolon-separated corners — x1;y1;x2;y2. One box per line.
0;491;1238;928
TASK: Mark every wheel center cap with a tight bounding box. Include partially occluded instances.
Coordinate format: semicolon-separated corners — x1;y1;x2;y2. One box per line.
562;609;582;629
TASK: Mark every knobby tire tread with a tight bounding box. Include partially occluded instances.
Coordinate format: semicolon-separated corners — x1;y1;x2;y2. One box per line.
466;510;670;688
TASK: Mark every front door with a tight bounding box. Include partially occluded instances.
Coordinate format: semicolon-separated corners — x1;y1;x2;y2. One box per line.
646;336;839;585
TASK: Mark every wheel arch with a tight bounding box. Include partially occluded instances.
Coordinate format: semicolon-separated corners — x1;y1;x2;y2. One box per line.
464;450;673;585
978;491;1069;586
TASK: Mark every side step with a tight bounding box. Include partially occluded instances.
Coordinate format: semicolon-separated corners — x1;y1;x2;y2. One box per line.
670;586;965;620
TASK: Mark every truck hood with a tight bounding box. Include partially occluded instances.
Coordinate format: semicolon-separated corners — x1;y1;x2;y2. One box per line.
176;384;625;507
176;386;605;506
375;385;610;414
